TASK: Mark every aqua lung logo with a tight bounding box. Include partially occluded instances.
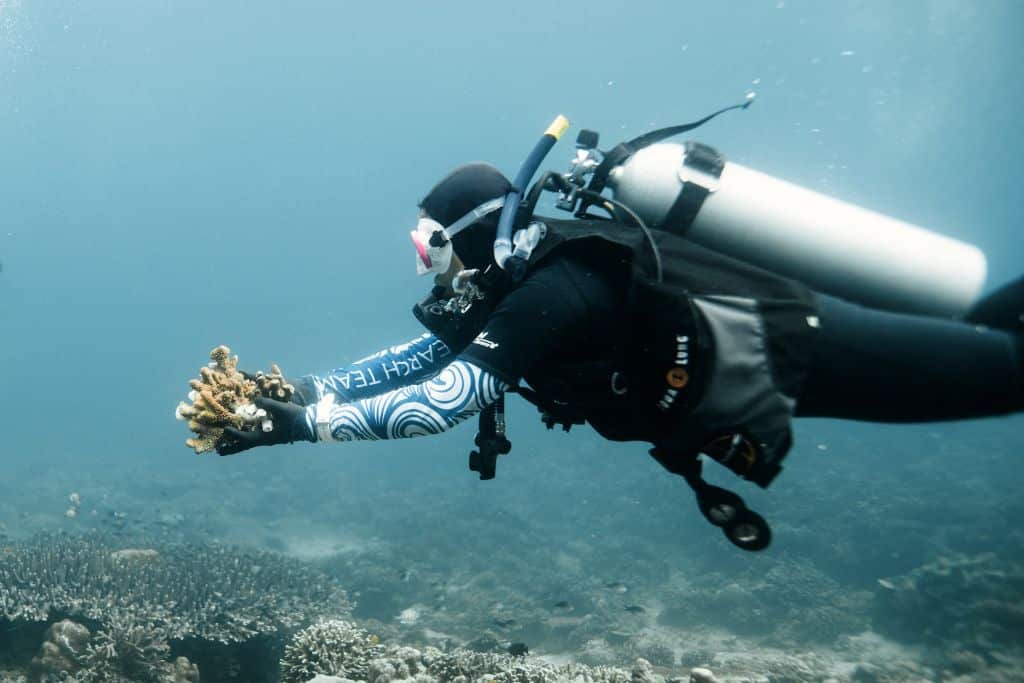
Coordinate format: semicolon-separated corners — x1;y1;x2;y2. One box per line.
657;334;690;411
472;332;500;350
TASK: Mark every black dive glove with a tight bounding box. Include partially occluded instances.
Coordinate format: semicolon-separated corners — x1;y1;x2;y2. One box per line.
284;375;319;406
216;397;315;456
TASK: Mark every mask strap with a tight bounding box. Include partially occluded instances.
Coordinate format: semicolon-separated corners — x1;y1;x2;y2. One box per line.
444;197;506;239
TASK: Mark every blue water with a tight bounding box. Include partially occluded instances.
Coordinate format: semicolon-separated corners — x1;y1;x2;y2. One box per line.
2;1;1023;680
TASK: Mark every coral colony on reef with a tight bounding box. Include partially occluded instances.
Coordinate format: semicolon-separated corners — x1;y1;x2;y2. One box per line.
0;534;350;642
0;533;351;682
279;619;665;683
175;345;295;454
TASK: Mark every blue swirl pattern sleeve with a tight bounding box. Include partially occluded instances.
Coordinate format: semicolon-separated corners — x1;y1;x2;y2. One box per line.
309;333;453;401
307;360;507;441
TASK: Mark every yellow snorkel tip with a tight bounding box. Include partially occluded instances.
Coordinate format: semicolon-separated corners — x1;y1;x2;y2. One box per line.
544;114;570;141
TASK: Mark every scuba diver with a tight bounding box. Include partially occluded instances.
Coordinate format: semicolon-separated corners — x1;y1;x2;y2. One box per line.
217;110;1024;551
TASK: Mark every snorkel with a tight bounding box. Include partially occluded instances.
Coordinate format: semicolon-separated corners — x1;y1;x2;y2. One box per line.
492;115;570;281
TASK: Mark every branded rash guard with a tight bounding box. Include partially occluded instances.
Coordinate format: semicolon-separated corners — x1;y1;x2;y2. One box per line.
305;246;628;442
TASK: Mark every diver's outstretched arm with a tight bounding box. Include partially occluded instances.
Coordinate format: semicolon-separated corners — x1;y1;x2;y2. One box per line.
308;359;507;442
301;333;454;403
217;359;506;455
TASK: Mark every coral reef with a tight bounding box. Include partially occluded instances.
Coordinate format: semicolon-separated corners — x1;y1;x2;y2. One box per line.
655;558;869;645
26;616;201;683
280;621;672;683
167;656;202;683
368;649;663;683
873;552;1024;652
175;345;294;454
281;620;383;683
0;532;351;644
77;614;172;682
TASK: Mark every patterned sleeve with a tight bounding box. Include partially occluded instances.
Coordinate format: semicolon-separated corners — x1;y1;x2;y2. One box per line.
305;359;507;442
308;333;454;402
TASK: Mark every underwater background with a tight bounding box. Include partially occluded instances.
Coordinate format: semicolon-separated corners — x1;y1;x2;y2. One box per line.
1;1;1023;681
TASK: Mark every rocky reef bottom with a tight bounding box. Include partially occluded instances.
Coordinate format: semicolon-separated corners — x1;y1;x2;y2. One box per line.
2;615;1022;683
1;529;1022;682
3;420;1023;681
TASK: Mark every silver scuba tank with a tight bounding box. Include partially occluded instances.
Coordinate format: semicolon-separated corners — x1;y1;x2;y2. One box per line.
605;142;986;317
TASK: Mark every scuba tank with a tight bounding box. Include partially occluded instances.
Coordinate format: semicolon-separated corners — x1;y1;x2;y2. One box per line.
561;108;986;318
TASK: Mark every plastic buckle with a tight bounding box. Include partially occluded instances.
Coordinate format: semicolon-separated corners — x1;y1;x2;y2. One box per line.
314;393;337;443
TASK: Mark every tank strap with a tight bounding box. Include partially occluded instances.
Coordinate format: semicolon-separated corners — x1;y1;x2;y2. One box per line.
580;98;752;210
661;141;725;237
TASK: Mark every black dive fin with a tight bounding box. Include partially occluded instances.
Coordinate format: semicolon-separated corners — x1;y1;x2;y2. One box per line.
966;276;1024;332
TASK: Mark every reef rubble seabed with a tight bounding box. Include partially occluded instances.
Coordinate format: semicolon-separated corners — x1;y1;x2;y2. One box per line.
3;422;1023;681
0;531;1023;681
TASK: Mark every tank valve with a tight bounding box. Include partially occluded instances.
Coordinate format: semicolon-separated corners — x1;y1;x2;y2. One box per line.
558;129;603;211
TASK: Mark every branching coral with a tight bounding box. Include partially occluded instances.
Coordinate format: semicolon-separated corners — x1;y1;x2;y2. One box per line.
281;623;660;683
78;614;172;683
280;619;383;683
0;533;351;645
419;650;655;683
26;616;201;683
252;362;296;401
175;345;295;453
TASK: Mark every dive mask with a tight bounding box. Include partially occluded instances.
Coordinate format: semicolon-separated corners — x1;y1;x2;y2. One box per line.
410;197;506;276
411;217;453;276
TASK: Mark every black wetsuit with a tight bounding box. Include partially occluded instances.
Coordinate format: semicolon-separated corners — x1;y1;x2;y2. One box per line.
798;293;1024;421
459;245;1024;427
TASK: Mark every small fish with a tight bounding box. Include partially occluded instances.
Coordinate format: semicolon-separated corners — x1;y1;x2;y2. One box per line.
507;642;529;657
552;600;573;612
623;604;645;614
605;581;628;593
493;617;517;629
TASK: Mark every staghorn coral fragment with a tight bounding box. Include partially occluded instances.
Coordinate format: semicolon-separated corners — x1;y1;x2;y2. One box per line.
197;388;235;424
253;362;296;401
185;435;217;453
208;344;232;368
176;345;294;453
185;419;215;435
174;402;197;421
